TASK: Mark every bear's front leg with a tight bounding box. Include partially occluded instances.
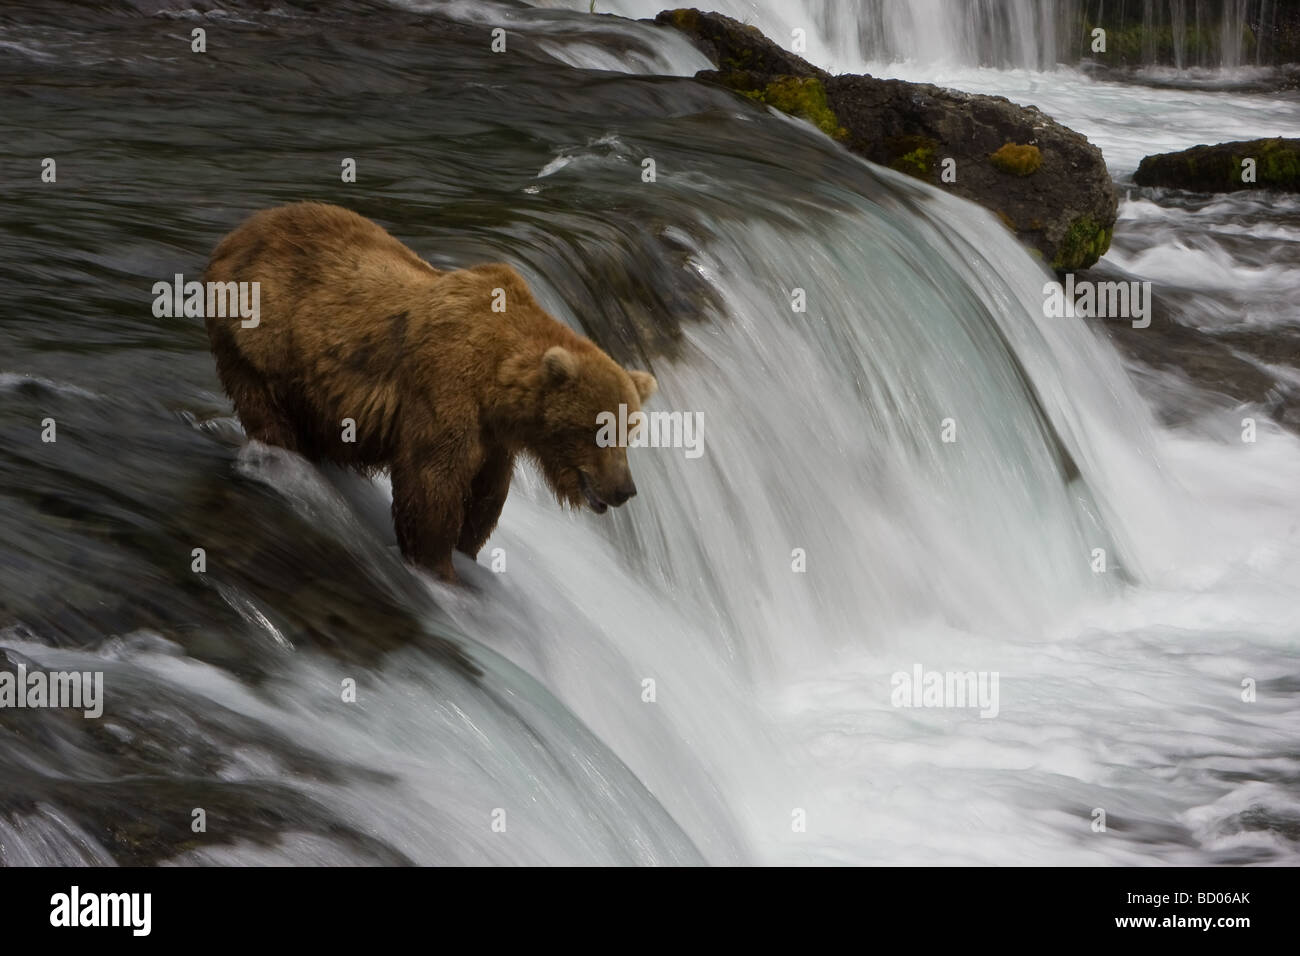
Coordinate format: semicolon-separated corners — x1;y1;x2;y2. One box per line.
390;444;479;585
457;448;514;560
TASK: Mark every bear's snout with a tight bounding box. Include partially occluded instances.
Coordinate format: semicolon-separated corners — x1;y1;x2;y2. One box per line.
578;465;638;513
609;479;637;506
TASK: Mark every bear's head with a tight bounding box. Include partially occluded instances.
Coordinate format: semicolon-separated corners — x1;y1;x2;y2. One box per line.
530;344;657;514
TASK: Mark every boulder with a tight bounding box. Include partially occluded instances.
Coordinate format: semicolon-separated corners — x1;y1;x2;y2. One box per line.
1134;138;1300;192
655;8;1118;270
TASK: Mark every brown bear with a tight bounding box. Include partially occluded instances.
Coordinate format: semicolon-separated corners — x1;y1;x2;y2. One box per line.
203;202;656;583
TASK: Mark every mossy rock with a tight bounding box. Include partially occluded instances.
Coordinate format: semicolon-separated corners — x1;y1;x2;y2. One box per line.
1135;137;1300;192
1053;217;1113;271
657;8;1117;271
653;8;823;80
741;76;847;140
990;142;1042;176
1252;138;1300;183
663;8;700;31
721;47;754;70
886;135;938;180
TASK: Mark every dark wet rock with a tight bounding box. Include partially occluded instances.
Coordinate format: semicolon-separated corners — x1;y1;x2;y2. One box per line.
654;7;822;79
655;8;1118;270
1134;137;1300;192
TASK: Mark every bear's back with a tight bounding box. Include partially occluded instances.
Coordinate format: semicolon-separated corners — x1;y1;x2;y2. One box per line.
206;202;440;306
203;203;580;467
205;203;447;370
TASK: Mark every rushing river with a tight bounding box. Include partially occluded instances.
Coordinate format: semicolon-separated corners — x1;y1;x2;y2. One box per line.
1;0;1297;865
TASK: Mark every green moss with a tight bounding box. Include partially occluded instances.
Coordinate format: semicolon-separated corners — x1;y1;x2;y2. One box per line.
883;134;937;180
1163;139;1300;190
720;47;754;71
1253;138;1300;187
990;142;1042;176
665;8;699;30
1052;216;1113;271
1174;149;1237;186
886;135;938;181
741;76;847;141
892;147;933;178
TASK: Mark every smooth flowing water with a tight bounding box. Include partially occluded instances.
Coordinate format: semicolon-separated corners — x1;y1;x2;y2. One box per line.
1;0;1297;865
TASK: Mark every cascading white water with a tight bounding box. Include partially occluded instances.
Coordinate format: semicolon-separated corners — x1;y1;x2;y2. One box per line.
420;135;1297;863
554;0;1271;69
824;0;1066;69
442;0;1299;863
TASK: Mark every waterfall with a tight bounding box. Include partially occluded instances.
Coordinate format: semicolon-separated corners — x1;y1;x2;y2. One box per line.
560;0;1277;69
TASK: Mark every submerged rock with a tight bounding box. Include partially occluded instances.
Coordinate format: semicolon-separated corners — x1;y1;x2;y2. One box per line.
654;8;1118;270
1134;137;1300;192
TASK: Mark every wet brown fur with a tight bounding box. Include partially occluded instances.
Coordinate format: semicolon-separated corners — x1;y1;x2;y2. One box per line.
204;202;656;582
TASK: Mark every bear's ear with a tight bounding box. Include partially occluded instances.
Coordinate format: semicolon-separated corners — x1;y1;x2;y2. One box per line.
629;370;657;403
541;346;578;387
